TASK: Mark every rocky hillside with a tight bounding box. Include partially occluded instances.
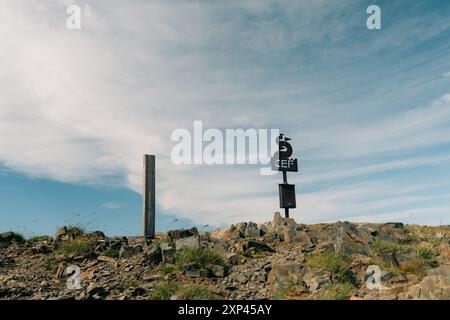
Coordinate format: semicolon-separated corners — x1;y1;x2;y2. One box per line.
1;212;449;300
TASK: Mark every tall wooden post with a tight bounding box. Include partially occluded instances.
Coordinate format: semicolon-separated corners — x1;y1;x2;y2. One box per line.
142;154;155;238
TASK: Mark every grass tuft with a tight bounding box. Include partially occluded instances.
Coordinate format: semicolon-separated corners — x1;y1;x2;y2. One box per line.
314;283;354;300
176;247;224;269
306;251;354;284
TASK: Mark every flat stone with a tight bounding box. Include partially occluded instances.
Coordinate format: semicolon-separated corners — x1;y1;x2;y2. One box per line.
175;235;200;251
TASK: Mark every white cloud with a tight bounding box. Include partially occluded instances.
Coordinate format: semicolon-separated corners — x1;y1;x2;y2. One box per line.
101;201;123;209
1;1;450;227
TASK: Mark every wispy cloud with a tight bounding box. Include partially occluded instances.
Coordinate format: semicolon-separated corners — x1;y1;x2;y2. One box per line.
101;201;123;210
1;1;450;227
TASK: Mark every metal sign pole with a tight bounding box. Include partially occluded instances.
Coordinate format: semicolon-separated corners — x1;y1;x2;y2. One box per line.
142;154;155;238
271;134;298;219
282;171;289;218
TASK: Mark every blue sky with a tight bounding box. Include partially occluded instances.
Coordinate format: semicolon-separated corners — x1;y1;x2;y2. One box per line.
1;0;450;237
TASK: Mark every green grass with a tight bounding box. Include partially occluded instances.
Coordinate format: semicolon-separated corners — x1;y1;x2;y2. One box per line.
176;247;224;269
160;264;177;275
273;281;305;300
416;247;438;268
27;235;52;243
66;224;86;239
371;239;401;255
123;279;141;289
44;256;61;273
149;281;179;300
306;251;354;284
54;238;93;257
103;247;120;258
314;283;354;300
179;284;221;300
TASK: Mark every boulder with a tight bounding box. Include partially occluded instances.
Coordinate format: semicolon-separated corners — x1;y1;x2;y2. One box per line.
313;221;371;255
209;265;226;278
240;240;274;254
282;228;313;248
175;235;200;251
119;245;142;259
269;263;302;296
301;269;331;293
145;245;162;266
55;227;71;242
439;242;450;264
225;253;239;265
244;223;261;238
86;283;108;299
406;266;450;299
83;231;106;241
162;248;176;264
273;212;297;228
167;227;198;241
0;232;24;244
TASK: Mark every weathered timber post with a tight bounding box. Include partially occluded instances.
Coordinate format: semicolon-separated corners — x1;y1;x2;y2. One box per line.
142;154;155;238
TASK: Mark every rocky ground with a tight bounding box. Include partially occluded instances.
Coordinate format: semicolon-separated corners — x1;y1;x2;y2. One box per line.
0;212;449;300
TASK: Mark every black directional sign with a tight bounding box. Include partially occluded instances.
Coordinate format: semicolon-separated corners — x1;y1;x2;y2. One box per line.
271;134;299;172
271;133;299;217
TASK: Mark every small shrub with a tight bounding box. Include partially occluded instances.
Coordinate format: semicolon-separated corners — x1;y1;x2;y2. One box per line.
416;247;438;268
176;247;224;269
54;238;93;256
179;285;221;300
306;251;354;284
315;283;354;300
149;281;179;300
66;224;85;239
371;239;401;255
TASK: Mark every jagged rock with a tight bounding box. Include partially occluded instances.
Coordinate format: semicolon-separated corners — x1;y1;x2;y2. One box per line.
119;245;141;259
440;242;450;264
368;223;407;244
301;269;331;293
162;248;176;264
244;223;261;238
167;227;198;241
54;227;70;242
83;231;106;241
175;235;200;251
241;240;274;254
86;283;108;299
225;253;239;265
145;245;162;266
209;265;226;278
0;232;24;245
282;228;313;248
312;221;371;255
273;212;297;228
406;266;450;299
81;269;96;281
55;263;65;279
97;255;118;268
269;263;302;296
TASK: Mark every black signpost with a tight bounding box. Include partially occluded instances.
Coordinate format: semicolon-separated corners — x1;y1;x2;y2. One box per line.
271;134;299;218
